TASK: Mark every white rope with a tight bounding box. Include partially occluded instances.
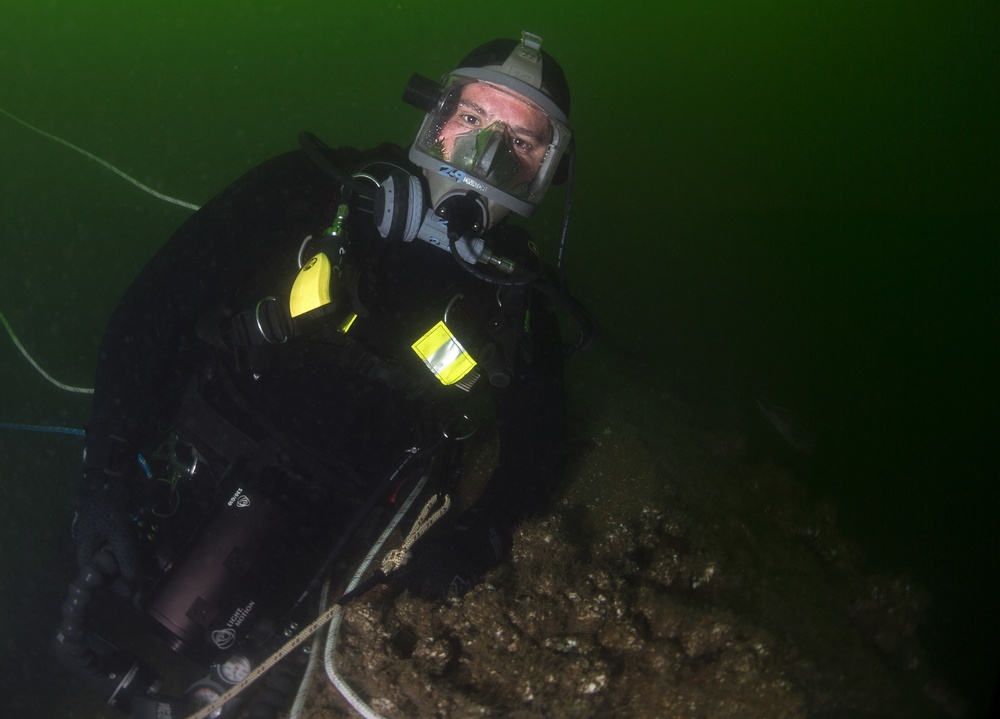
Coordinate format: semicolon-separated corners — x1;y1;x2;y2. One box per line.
0;309;94;394
1;107;202;395
324;489;450;719
0;106;201;211
288;576;331;719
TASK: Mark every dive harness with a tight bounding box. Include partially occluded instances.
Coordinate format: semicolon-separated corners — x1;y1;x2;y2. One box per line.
225;133;595;396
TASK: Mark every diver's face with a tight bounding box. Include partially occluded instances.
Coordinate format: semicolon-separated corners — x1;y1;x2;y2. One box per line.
437;82;552;185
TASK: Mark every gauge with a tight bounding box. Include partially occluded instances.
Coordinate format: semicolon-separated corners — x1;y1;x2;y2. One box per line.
217;654;252;684
189;685;223;718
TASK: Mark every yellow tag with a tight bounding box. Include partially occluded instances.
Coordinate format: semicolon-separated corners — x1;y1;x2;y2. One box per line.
289;253;332;317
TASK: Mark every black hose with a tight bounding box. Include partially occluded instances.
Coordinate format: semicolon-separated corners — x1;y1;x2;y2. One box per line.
555;148;576;289
531;276;599;355
298;132;371;196
283;436;445;619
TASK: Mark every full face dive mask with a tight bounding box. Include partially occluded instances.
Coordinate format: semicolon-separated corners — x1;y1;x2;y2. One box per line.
373;32;573;272
405;32;573;231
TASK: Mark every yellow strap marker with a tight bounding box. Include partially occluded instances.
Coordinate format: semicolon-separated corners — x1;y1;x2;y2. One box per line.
411;321;476;385
339;313;358;334
289;253;332;318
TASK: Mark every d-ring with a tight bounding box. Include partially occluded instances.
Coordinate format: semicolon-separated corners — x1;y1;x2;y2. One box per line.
255;296;288;344
442;414;477;441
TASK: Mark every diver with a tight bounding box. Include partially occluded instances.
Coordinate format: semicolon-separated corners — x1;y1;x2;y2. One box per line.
56;31;591;717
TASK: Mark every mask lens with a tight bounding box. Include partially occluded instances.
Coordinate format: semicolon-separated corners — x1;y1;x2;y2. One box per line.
448;122;523;192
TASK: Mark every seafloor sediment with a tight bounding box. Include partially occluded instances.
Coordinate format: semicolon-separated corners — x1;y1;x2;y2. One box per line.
291;352;956;719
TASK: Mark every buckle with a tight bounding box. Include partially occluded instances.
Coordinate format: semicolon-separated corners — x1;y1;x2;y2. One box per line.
83;432;132;479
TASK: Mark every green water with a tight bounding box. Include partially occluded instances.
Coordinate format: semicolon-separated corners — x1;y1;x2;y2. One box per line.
1;1;996;716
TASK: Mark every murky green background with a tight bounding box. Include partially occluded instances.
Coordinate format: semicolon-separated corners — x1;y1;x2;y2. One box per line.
1;1;996;715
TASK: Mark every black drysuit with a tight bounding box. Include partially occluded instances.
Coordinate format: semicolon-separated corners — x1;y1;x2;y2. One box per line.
76;141;566;597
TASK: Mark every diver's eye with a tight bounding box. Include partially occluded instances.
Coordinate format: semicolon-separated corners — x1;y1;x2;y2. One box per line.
511;136;534;153
459;113;482;128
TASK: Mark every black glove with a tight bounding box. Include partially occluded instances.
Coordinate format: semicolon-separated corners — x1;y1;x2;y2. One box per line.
396;506;513;599
73;478;140;588
75;419;142;588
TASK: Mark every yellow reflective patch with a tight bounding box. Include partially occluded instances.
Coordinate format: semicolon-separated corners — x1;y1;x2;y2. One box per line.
411;321;476;385
339;312;358;334
289;253;332;318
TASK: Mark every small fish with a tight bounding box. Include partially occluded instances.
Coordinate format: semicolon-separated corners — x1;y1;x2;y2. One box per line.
756;395;816;455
